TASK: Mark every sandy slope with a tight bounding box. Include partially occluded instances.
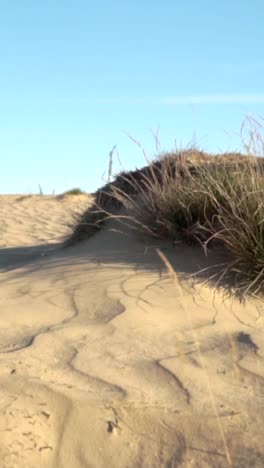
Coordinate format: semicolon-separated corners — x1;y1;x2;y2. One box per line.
0;194;264;467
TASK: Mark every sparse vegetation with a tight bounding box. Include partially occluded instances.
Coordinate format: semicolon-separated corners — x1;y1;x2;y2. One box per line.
57;188;85;198
65;117;264;296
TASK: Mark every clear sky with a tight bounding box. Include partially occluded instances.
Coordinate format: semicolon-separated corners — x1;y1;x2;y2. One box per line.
1;0;264;194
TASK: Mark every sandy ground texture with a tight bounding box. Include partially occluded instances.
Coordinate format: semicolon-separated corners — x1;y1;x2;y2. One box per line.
0;194;264;468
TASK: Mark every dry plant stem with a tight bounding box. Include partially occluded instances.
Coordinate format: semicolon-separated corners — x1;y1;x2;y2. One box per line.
123;132;152;164
156;248;233;467
149;126;161;154
108;145;117;183
240;115;264;157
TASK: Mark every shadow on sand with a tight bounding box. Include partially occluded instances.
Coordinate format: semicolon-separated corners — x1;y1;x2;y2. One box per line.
0;221;236;298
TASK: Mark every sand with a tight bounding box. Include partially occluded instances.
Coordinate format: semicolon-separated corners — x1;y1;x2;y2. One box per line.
0;194;264;467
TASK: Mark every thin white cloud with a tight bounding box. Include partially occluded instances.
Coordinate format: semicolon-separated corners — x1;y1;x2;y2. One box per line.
96;93;264;105
159;94;264;104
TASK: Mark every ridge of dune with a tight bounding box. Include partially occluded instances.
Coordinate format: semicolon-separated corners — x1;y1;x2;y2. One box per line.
0;194;264;467
0;194;92;248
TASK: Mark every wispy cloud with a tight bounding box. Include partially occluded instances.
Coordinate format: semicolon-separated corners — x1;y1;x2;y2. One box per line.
96;93;264;105
159;94;264;104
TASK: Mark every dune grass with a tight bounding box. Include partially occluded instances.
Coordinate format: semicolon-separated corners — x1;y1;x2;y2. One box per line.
65;150;264;295
65;118;264;296
115;152;264;294
57;187;85;199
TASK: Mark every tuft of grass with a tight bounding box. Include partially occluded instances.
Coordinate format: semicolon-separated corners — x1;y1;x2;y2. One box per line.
108;152;264;295
65;117;264;296
63;187;84;196
57;188;85;199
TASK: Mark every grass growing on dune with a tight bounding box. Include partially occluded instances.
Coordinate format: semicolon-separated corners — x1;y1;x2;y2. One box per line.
114;153;264;294
66;117;264;296
58;187;85;198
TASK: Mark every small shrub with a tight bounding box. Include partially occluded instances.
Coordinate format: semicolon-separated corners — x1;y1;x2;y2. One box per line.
58;188;85;199
64;188;84;196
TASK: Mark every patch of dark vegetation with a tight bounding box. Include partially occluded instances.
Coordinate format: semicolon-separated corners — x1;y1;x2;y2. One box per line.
65;151;249;242
57;188;85;199
64;144;264;296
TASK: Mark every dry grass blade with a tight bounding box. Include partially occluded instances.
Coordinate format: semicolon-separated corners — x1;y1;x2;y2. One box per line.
156;248;233;467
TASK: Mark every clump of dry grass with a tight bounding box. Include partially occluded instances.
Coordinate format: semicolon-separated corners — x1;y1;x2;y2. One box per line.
65;117;264;296
114;152;264;295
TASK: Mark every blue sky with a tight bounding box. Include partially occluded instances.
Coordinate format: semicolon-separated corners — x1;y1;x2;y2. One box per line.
1;0;264;194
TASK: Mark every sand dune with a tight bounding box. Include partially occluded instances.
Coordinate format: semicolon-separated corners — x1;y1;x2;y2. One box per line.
0;194;264;467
